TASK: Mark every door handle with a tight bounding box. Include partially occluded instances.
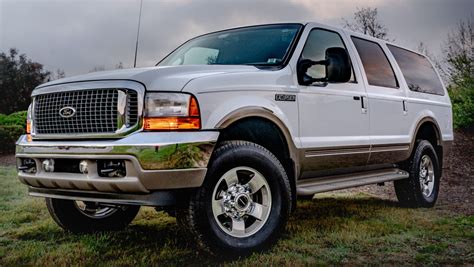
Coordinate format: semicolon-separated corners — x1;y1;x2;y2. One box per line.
355;96;367;114
402;100;408;115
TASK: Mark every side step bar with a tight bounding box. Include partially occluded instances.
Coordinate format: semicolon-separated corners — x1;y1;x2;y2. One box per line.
296;168;409;196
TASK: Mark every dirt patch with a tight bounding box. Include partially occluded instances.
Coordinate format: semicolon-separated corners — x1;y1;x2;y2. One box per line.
0;154;15;166
339;129;474;215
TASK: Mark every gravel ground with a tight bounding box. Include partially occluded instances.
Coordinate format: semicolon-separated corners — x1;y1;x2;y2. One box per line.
2;129;472;214
338;129;474;215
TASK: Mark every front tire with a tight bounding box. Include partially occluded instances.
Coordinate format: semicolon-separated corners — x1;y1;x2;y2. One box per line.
177;141;292;257
46;198;140;233
394;140;441;208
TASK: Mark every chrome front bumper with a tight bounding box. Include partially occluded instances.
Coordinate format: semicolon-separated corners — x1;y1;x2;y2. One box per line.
15;131;219;194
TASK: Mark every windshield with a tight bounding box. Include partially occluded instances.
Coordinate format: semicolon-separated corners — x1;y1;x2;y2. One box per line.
158;24;302;67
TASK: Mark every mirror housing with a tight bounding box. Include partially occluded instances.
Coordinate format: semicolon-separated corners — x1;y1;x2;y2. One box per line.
297;47;351;85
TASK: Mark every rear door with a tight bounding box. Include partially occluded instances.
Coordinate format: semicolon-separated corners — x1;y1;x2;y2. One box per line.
296;24;370;177
348;35;410;164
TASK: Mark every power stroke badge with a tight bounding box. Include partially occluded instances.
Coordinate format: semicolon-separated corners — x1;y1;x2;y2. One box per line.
275;94;296;102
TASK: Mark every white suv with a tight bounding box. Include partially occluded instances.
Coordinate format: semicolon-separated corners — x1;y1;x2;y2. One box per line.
16;22;453;256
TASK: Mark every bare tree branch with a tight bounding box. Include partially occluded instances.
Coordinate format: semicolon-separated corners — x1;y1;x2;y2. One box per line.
342;7;393;41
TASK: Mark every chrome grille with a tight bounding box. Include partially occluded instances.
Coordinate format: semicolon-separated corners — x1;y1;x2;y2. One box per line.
126;90;138;127
33;88;137;135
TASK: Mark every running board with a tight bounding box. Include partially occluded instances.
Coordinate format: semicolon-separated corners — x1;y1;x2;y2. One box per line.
296;168;409;196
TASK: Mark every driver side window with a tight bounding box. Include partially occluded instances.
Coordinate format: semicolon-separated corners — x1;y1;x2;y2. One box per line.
301;29;355;82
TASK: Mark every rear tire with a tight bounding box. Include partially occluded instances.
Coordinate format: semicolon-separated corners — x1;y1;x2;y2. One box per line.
177;141;292;257
46;198;140;233
394;140;441;208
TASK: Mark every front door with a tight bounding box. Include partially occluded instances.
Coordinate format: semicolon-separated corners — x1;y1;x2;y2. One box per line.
296;26;370;178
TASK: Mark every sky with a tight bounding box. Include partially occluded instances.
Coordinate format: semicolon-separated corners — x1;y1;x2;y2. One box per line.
1;0;472;77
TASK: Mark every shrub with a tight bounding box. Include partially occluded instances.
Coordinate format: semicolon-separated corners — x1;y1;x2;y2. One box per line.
449;82;474;129
0;111;27;154
0;111;27;126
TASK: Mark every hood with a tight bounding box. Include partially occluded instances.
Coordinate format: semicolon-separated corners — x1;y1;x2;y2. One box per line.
36;65;260;91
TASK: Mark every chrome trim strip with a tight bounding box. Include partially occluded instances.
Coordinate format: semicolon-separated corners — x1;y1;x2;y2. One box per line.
370;144;410;153
305;146;370;157
304;143;409;158
31;80;145;139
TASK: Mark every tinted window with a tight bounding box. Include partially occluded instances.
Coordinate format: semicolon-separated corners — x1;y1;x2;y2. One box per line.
352;37;398;88
388;45;444;95
159;24;302;66
301;29;355;82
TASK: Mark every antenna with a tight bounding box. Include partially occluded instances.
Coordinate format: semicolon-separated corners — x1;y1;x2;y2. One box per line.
133;0;143;68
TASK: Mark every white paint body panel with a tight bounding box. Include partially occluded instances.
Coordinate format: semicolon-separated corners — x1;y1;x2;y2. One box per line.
32;22;453;176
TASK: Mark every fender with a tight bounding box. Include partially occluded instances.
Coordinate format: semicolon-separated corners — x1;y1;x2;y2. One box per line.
215;106;301;179
408;116;442;156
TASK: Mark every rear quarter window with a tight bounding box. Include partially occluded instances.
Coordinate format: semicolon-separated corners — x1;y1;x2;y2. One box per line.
387;45;445;96
351;37;398;88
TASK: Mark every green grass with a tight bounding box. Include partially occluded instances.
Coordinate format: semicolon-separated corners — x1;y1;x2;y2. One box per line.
0;165;473;266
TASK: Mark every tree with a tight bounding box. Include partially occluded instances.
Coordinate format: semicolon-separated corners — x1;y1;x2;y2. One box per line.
0;48;50;114
416;42;444;79
343;7;392;41
441;16;474;128
89;65;106;73
441;16;473;87
50;69;66;80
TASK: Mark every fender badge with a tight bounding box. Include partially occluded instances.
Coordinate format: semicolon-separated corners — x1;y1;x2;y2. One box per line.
275;94;296;102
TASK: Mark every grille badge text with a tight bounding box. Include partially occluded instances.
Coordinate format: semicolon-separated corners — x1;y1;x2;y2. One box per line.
59;107;76;118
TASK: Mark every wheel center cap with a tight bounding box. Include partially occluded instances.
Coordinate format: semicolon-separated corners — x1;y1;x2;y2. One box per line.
235;194;251;211
222;184;252;218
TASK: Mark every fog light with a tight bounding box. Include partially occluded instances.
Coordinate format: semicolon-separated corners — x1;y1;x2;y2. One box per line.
97;160;126;178
79;160;88;174
42;159;55;172
18;158;36;173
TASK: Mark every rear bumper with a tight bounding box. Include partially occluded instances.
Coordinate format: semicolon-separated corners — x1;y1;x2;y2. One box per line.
15;131;219;195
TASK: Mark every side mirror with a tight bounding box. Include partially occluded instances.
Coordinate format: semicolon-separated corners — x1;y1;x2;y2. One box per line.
297;47;351;85
325;47;351;83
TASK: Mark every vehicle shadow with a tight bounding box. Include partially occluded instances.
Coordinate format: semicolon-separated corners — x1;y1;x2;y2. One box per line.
13;196;404;264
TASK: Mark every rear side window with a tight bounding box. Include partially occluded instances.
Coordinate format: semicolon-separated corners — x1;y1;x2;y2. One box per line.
351;37;398;88
387;45;445;95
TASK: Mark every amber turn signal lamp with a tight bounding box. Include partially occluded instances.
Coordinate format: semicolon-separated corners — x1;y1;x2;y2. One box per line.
144;117;201;130
189;96;199;117
26;120;31;134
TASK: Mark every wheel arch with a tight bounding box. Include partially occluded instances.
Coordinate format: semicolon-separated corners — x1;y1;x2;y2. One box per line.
410;116;443;166
215;107;300;210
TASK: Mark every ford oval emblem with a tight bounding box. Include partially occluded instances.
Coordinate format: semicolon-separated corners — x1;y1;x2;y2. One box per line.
59;107;76;118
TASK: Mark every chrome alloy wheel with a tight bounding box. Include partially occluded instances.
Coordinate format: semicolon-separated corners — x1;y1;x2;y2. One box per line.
419;155;435;198
211;167;272;238
74;201;118;219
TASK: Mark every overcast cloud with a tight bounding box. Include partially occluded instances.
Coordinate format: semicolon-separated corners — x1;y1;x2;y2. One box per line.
1;0;472;76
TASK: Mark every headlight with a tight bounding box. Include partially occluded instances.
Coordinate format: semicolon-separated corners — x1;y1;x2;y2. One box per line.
144;93;201;130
